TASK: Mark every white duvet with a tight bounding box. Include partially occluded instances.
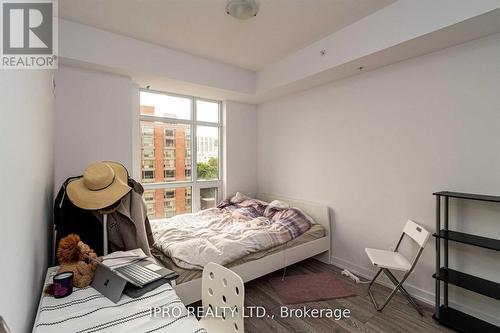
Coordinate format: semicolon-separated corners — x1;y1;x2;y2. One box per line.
150;207;311;270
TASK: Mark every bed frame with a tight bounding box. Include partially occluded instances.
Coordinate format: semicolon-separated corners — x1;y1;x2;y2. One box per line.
173;193;332;305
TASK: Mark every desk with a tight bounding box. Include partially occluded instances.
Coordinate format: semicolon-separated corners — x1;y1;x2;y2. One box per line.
32;266;205;333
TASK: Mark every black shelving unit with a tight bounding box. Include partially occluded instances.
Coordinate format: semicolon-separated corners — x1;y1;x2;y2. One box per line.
433;191;500;333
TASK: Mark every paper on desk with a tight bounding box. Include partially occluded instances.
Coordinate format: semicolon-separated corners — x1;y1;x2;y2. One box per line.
101;248;147;268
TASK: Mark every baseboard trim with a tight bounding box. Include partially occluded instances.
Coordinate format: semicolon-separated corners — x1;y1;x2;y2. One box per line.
331;256;500;327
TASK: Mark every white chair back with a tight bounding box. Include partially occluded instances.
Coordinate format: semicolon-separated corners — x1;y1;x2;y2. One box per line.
201;262;244;333
403;219;430;248
365;219;430;315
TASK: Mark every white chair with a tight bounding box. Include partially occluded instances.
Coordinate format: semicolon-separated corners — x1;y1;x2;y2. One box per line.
200;262;245;333
365;219;430;315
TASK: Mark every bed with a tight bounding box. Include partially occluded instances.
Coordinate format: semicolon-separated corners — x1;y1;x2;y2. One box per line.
152;193;331;305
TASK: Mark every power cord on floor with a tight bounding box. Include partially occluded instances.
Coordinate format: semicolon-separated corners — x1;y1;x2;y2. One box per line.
341;269;371;284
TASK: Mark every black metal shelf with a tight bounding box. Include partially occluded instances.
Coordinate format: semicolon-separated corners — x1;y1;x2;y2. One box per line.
434;230;500;252
434;306;500;333
433;191;500;332
433;191;500;203
433;268;500;301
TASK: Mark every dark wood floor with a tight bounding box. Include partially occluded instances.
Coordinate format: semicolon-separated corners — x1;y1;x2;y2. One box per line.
240;258;453;333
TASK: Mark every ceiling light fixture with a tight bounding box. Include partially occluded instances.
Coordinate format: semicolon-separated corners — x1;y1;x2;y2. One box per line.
226;0;258;20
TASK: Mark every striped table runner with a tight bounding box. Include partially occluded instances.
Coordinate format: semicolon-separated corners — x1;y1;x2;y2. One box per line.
34;283;206;333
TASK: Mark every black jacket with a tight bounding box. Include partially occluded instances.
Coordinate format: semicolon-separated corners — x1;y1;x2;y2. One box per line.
54;177;153;258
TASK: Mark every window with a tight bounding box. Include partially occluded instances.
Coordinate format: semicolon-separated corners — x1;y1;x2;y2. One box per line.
196;100;219;123
165;138;175;147
164;129;175;137
164;169;175;179
197;126;219;180
142;160;154;169
142;127;154;147
164;149;175;159
163;190;176;218
144;187;191;220
141;125;156;183
144;190;156;220
141;121;190;182
139;90;222;220
200;187;218;210
143;148;155;159
164;159;175;169
142;170;155;182
185;187;192;213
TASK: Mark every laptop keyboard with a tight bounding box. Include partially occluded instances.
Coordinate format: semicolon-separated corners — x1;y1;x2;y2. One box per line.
115;264;162;286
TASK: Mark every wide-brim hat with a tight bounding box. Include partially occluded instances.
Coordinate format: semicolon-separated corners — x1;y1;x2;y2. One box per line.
67;161;132;210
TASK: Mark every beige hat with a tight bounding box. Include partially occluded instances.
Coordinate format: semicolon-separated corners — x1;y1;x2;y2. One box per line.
67;161;132;210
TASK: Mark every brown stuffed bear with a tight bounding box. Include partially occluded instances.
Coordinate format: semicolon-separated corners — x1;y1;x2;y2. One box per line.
56;234;99;288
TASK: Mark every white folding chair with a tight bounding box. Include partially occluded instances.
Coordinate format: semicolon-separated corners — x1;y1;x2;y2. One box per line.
200;262;245;333
365;219;430;315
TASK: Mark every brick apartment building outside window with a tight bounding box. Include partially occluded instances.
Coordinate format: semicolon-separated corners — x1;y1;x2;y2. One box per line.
139;90;221;220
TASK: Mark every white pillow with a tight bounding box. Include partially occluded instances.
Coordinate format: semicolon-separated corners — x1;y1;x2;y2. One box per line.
269;200;290;209
264;200;290;216
230;192;251;203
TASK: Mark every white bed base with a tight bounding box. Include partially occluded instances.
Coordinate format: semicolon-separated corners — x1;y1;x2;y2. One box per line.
173;193;332;305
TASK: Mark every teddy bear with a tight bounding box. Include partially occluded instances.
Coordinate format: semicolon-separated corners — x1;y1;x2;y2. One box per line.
56;234;99;288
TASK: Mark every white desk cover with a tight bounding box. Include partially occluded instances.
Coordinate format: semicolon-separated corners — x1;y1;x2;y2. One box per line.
33;267;206;333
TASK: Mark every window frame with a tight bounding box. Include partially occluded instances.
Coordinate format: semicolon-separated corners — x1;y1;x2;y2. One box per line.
138;89;223;216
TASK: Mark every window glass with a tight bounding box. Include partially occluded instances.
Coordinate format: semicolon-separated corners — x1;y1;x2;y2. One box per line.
140;91;221;220
140;121;191;183
185;188;192;214
144;187;192;220
197;126;219;180
164;169;175;179
196;100;219;123
140;91;191;120
200;187;218;210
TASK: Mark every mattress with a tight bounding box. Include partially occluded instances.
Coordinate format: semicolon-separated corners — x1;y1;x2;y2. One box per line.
152;223;326;284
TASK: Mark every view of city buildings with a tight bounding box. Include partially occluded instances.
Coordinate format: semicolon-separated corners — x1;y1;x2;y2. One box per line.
140;104;219;220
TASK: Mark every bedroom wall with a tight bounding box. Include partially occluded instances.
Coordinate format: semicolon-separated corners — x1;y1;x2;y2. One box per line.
54;65;136;191
54;66;258;200
224;101;258;198
0;71;55;333
256;33;500;324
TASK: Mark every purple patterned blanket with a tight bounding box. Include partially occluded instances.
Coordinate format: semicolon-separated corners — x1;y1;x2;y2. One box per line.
151;193;313;269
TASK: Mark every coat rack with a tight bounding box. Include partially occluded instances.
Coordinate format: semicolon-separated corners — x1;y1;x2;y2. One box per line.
98;204;119;256
102;213;108;256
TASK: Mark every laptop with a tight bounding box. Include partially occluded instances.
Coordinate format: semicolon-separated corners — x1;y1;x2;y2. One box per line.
114;259;176;287
91;263;128;303
91;258;178;303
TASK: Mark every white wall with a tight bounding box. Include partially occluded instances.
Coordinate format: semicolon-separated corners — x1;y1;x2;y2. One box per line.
258;0;500;92
54;66;258;200
0;71;54;333
224;101;258;198
59;19;256;95
54;66;136;190
257;34;500;324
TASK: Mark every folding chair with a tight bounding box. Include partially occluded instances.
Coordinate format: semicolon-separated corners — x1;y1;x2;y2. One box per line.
365;219;430;316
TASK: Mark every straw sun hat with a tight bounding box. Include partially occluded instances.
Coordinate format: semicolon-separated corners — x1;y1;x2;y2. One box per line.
67;161;132;210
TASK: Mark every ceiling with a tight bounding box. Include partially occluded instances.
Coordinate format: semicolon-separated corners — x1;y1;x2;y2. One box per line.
59;0;395;71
